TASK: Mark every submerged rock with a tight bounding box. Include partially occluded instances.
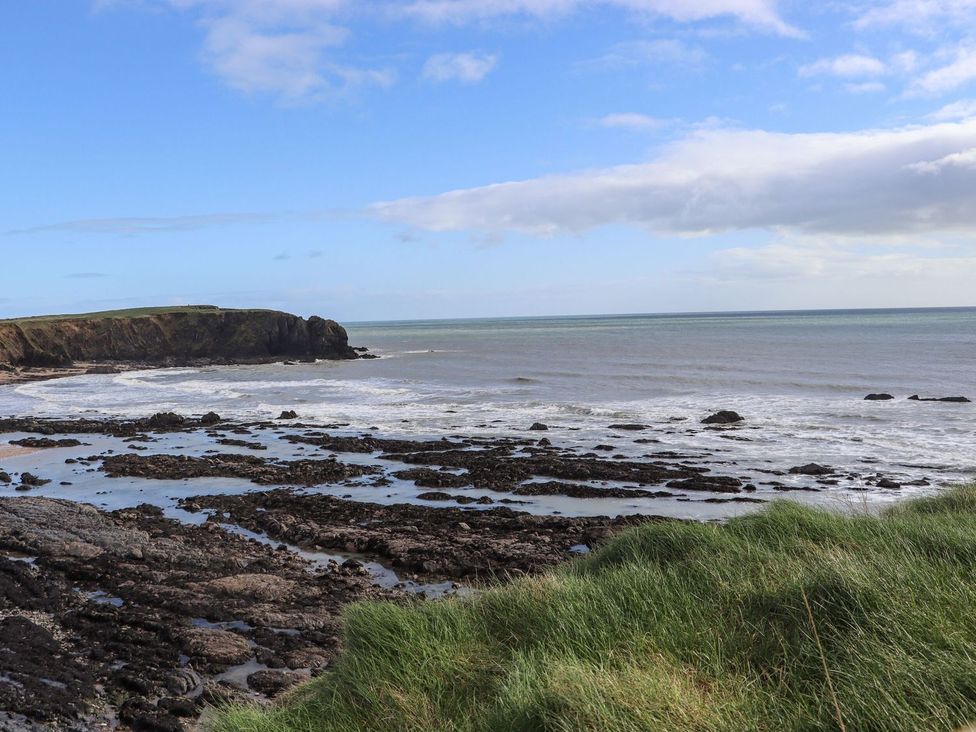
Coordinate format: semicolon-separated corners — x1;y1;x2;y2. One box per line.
528;422;549;431
864;393;895;401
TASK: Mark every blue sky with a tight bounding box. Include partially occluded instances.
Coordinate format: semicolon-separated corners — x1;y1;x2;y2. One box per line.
3;0;976;321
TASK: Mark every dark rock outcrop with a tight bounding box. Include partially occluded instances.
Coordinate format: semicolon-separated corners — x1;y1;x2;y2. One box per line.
864;393;895;401
0;306;358;369
789;463;833;476
702;411;744;425
908;395;971;403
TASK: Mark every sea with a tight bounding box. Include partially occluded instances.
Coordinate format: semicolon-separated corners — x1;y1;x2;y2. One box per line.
1;307;974;517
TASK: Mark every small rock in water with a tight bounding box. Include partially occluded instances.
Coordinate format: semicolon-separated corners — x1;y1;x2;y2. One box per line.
0;471;11;484
789;463;833;476
607;423;649;431
908;395;971;403
864;393;895;401
200;411;222;425
148;412;186;428
701;411;744;425
529;422;549;431
19;472;51;487
278;410;299;420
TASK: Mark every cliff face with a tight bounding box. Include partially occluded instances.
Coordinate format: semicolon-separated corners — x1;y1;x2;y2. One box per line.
0;307;358;368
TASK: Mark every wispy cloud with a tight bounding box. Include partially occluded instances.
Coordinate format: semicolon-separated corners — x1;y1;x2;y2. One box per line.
99;0;394;101
398;0;801;37
422;52;498;83
928;98;976;121
371;118;976;238
6;213;273;236
597;113;663;131
582;39;709;72
854;0;976;33
799;53;887;78
907;45;976;97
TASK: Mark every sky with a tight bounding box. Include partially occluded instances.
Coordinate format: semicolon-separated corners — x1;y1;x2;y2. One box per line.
2;0;976;321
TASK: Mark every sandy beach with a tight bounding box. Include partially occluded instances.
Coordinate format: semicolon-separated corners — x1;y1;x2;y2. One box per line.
0;444;38;460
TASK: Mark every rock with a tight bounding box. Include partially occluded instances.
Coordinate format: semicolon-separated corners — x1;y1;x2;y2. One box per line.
537;438;552;447
202;573;296;601
908;395;971;403
10;437;83;449
85;365;120;375
417;491;454;502
528;422;549;431
278;410;299;420
200;412;222;425
148;412;185;429
701;411;744;425
247;670;306;697
864;393;895;401
607;424;649;431
19;472;51;487
789;463;833;476
0;471;10;484
201;681;251;707
876;478;901;489
181;628;252;666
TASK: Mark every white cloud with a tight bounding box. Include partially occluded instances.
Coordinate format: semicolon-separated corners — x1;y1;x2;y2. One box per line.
398;0;801;36
102;0;393;101
708;239;976;306
370;119;976;238
583;39;708;70
846;81;886;93
928;98;976;120
906;147;976;173
855;0;976;32
422;52;498;83
799;54;887;78
598;113;663;130
908;46;976;96
891;50;919;74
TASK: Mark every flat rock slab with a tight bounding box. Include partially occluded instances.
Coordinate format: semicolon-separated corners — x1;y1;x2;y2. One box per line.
0;497;394;730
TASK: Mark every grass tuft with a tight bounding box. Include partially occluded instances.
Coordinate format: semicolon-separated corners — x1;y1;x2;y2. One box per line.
210;486;976;731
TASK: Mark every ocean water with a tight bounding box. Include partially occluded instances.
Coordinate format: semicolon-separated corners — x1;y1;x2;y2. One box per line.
1;308;975;510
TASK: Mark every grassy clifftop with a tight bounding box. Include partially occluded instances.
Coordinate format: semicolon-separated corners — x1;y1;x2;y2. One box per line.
0;306;357;367
1;305;239;323
214;486;976;732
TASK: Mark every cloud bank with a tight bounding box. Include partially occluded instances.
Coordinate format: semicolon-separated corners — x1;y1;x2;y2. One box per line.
371;118;976;238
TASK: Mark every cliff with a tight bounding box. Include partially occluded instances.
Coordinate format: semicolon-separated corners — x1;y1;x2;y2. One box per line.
0;306;358;369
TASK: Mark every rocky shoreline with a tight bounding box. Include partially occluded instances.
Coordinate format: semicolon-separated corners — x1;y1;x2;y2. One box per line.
0;408;956;730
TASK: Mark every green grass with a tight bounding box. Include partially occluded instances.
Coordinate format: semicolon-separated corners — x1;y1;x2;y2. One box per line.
0;305;272;324
211;487;976;732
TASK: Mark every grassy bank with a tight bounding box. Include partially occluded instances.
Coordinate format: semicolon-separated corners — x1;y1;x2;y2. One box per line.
213;488;976;731
0;305;262;323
